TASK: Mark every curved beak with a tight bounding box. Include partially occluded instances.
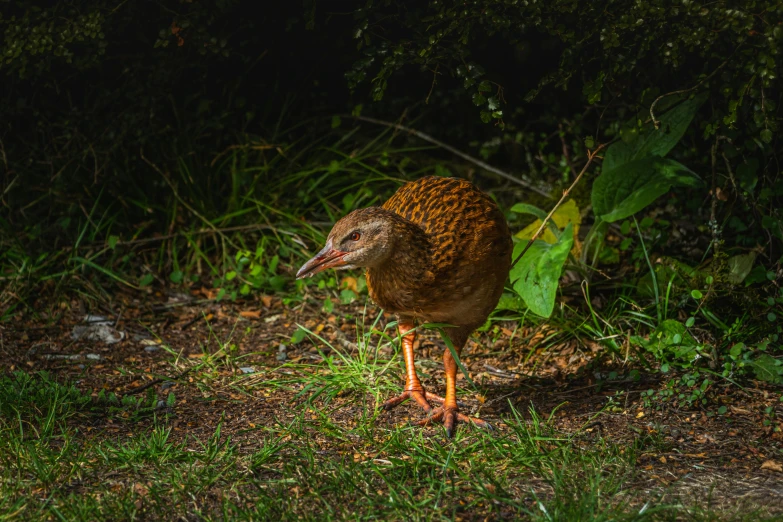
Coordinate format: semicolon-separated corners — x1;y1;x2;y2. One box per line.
296;240;347;279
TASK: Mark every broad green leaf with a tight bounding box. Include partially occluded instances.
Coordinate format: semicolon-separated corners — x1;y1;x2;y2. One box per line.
603;92;708;172
592;156;702;222
510;223;574;318
726;251;757;284
750;354;783;384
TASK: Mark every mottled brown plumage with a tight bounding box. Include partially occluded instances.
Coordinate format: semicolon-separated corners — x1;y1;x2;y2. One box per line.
297;176;512;436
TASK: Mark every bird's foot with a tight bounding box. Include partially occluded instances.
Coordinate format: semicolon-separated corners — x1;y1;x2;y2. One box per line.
415;405;493;438
382;389;447;413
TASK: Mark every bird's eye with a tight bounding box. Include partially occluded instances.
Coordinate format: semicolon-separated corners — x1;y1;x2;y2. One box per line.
349;231;361;241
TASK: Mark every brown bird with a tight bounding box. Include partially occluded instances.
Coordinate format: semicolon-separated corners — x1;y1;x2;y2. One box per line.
297;176;512;436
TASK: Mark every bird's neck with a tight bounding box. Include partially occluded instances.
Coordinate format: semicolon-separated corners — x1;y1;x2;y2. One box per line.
368;217;433;291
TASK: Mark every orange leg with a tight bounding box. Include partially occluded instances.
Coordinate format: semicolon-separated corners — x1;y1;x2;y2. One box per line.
415;348;493;437
382;322;446;413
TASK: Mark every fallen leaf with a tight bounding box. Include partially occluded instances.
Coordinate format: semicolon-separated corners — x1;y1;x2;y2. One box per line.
261;295;273;308
761;460;783;472
341;276;358;293
239;310;261;319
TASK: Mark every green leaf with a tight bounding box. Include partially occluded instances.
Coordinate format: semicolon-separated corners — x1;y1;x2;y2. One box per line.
509;223;574;318
269;275;286;292
339;288;356;304
139;273;154;287
750;354;783;384
509;203;548;220
592;156;702;222
690;289;703;299
108;235;119;250
642;319;701;365
291;326;307;345
603;92;708;172
726;252;757;284
170;270;184;284
495;293;525;312
510;202;562;240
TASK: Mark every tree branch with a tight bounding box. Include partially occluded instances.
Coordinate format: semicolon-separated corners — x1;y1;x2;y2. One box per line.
342;114;552;198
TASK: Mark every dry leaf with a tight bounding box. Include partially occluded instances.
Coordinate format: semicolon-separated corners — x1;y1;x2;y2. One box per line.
239;310;261;319
341;276;358;293
761;460;783;472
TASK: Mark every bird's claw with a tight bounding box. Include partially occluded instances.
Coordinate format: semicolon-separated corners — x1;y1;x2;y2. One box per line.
381;389;433;413
414;405;493;438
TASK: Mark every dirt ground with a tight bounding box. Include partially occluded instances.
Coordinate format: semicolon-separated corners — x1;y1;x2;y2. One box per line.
2;288;782;515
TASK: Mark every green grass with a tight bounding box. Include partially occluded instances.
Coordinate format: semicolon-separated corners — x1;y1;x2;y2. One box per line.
0;327;775;521
2;122;780;521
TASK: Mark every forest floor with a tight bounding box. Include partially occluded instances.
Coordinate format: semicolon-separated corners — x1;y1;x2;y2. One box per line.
1;288;782;521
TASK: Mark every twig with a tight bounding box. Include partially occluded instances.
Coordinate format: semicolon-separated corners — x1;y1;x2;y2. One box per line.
558;123;577;177
649;59;729;128
425;64;440;105
0;138;8;171
341;114;552;198
511;144;606;268
709;137;721;256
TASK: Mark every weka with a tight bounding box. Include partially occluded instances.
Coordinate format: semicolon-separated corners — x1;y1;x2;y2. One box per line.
297;176;512;436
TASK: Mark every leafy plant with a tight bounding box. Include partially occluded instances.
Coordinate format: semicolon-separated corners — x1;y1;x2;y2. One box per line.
509;202;578;317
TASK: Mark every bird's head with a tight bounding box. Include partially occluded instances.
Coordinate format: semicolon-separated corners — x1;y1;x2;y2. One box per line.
296;208;397;279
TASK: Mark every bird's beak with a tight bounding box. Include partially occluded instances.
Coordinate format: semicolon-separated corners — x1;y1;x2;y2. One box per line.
296;240;347;279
